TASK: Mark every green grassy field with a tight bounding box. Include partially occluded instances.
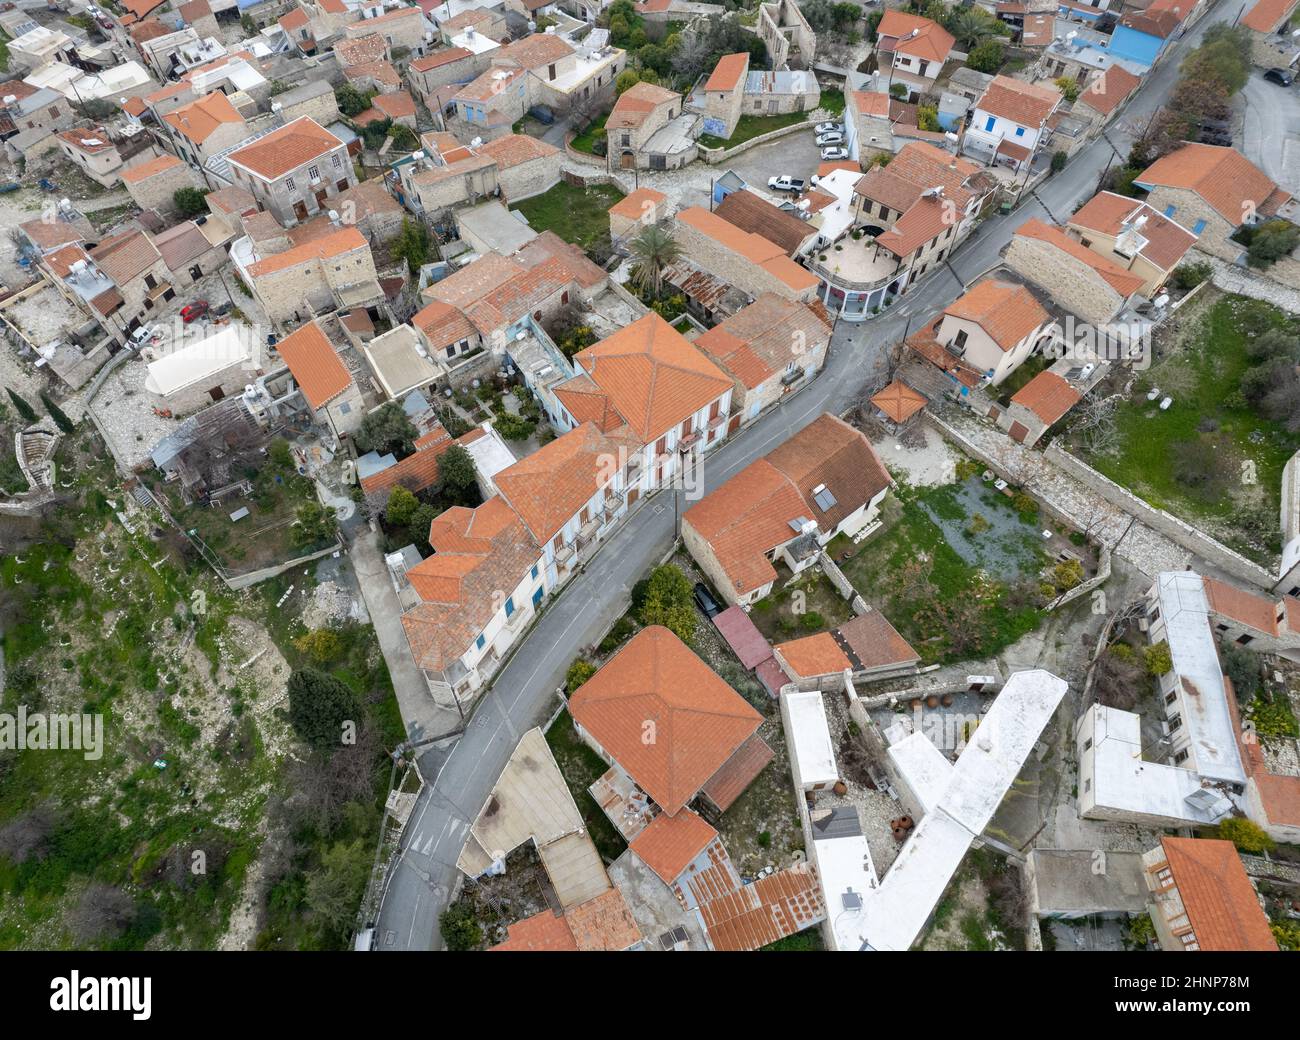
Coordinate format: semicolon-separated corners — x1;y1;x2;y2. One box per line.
512;181;625;254
698;110;810;150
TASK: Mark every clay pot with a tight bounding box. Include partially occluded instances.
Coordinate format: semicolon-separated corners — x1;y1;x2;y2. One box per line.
941;693;954;707
833;780;847;797
925;694;940;709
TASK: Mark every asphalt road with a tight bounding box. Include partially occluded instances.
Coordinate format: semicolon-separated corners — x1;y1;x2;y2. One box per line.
1241;69;1300;196
373;0;1238;951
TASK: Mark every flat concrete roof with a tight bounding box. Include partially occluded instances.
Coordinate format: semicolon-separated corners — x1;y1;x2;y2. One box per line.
786;690;839;788
1028;849;1147;916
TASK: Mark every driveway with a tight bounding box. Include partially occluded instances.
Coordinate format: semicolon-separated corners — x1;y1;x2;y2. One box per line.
1241;69;1300;196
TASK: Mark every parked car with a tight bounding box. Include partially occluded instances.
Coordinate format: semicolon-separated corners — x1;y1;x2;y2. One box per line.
693;581;722;619
180;300;209;323
820;146;849;161
768;175;806;194
1199;130;1233;146
815;131;845;146
1264;67;1294;87
129;324;158;345
527;104;555;125
814;121;844;135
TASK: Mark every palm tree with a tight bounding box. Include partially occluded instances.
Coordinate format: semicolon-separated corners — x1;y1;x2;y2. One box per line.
948;9;996;52
628;225;683;300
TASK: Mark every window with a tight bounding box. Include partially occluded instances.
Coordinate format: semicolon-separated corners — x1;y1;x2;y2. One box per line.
531;564;539;580
339;401;351;414
475;634;486;650
1014;126;1025;137
1163;204;1176;217
286;176;295;190
332;154;342;168
1164;691;1177;705
548;63;556;80
308;165;319;180
1082;738;1092;751
1192;219;1206;235
1237;634;1254;645
984;115;996;132
504;596;515;617
552;534;562;553
1173;749;1189;764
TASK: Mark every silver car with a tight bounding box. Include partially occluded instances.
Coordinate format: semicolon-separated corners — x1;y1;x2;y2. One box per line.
821;146;849;161
814;122;844;135
816;131;844;146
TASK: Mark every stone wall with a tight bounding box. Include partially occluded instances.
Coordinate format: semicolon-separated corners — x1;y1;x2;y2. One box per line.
497;151;561;204
1003;233;1125;323
1044;442;1275;588
674;216;814;300
124;161;202;214
1143;185;1239;261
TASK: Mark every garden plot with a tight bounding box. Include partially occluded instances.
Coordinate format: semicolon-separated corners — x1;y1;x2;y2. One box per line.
916;477;1050;581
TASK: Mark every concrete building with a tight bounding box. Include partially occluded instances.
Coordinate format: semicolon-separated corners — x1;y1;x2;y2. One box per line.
874;11;954;98
925;277;1054;387
962;75;1062;173
55;126;126;188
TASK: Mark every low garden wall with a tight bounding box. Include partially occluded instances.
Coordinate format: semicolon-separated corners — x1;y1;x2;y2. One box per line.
697;119;812;165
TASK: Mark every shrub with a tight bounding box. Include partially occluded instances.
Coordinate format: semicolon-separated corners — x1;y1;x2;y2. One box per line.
439;901;483;951
1216;817;1275;854
173;187;210;217
385;485;419;528
1051;558;1084;592
6;387;37;423
291;502;337;548
335;83;372;117
967;40;1004;74
1246;219;1300;269
1171;261;1211;291
493;411;536;441
1143;640;1172;676
355;401;418;458
565;658;597;694
1050;150;1067;174
294;628;344;664
287;668;360;749
1248;693;1300;739
798;610;825;630
637;564;697;644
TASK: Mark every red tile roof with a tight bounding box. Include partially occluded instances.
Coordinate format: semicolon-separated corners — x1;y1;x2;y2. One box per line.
876;11;955;63
227;117;342;180
163;91;243;144
606;80;679;129
1010;370;1081;426
1068;191;1196;271
410;46;473;72
675;206;818;292
776;609;919;679
1077;65;1141;117
569;626;764;816
704;52;749;92
975;75;1061;128
121;153;184;183
943;278;1049;351
697;864;825;951
699;731;774;811
489;909;579;951
1242;0;1298;32
714;189;814;256
1136;143;1290;225
871;379;927;423
1159;837;1278;951
629;809;718;883
274;319;353;410
695;293;831;390
711;605;774;669
1014;218;1146;298
248;225;367;277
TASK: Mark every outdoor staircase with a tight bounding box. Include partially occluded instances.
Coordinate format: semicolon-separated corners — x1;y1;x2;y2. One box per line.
16;426;58;492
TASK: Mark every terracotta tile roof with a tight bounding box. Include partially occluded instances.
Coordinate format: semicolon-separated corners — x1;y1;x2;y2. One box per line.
227;117;342;181
606;80;679;129
1120;7;1182;37
359;424;453;497
489;909;579;951
704;52;749;92
373;90;416;119
151;219;212;271
697;864;825;951
818;160;860;178
274;319;353;410
906;321;984;387
494;421;637;544
699;731;774;811
1068;191;1196;271
499;32;575;70
561;887;642;950
695;293;831;391
121;153;184;184
1010;370;1081;426
344;59;401;88
401;497;541;672
412;299;476;351
1136;143;1290;225
410;46;473;72
164;91;243;144
56;127;115;155
777;608;918;679
629;809;718;884
711;605;773;669
91;229;161;285
1021;13;1054;46
334;33;388;67
477;132;557;169
1242;0;1298;31
676;206;818;293
975;74;1061;128
1203;576;1282;636
569;626;763;815
131;18;171;44
441;8;496;31
279;6;309;31
871;379;927;422
553;374;624;432
609;186;667;221
20;219;84;252
943;278;1049;351
1077;65;1140;116
179;0;211;20
454;64;527;103
1014;218;1146;298
877;11;954;63
122;0;167;17
714;189;814;256
684;413;890;595
363;5;423;26
44;243;93;279
248;225;367;277
568;311;732;443
146;80;194;105
996;138;1031;163
1158;838;1277;951
1226;683;1300;828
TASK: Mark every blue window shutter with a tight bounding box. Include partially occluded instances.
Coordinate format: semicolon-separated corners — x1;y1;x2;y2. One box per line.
1014;126;1025;137
475;634;486;650
531;564;539;580
1192;219;1206;235
985;115;996;132
1163;204;1176;217
505;596;515;617
532;587;544;608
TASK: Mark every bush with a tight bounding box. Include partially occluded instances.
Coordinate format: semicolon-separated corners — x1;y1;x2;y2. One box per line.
493;411;536;441
1246;220;1300;269
1248;692;1300;739
355;401;419;458
436;443;479;504
1171;261;1211;291
335;83;372;118
1216;817;1275;854
385;486;419;528
294;628;344;664
1143;640;1172;677
173;186;210;217
967;40;1004;74
291;502;337;548
565;658;597;694
1051;558;1084;592
1050;150;1067;174
439;901;482;951
287;668;360;749
637;564;696;644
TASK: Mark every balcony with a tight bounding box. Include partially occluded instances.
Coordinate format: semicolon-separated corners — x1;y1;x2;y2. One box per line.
807;236;903;293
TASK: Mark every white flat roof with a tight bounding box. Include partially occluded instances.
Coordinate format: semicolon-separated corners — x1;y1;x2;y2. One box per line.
846;669;1068;951
811;821;878;938
144;326;257;397
786;690;839;788
1084;703;1233;825
451;29;500;55
887;730;953;818
1154;571;1246;784
465;423;518;484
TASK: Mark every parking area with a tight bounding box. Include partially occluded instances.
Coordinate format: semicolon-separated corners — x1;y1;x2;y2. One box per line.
1241;69;1300;196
